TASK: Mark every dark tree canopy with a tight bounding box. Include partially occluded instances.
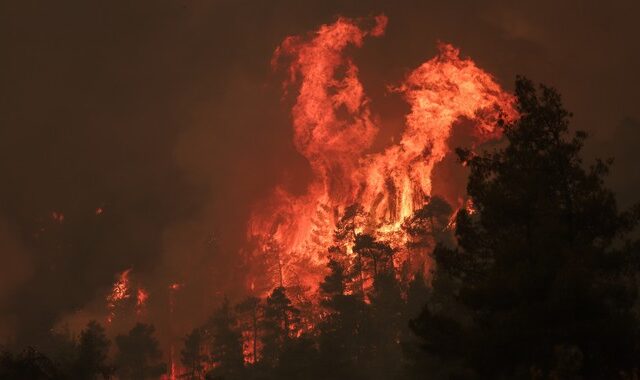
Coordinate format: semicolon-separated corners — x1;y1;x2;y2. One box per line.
206;299;245;380
181;328;206;380
411;77;640;379
72;321;112;379
115;323;166;380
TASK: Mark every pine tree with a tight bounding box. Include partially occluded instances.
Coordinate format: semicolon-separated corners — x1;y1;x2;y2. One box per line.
410;77;640;379
206;299;244;380
235;296;261;366
72;321;112;379
367;269;404;379
114;323;166;379
316;259;365;380
180;328;206;380
260;287;300;369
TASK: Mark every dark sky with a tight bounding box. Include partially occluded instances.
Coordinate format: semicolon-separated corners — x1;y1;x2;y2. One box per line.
1;0;639;345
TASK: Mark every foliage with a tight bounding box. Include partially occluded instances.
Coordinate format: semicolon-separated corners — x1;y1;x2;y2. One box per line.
72;321;112;379
2;77;639;380
411;77;640;379
205;299;245;380
115;323;166;379
181;328;206;380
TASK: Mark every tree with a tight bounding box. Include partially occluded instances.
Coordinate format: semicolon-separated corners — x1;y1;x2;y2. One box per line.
236;296;261;365
353;234;395;279
402;197;455;278
260;287;300;369
0;347;61;380
334;204;367;244
410;77;640;379
367;270;404;380
180;328;206;380
72;321;112;379
403;196;454;248
316;259;366;380
350;234;395;301
38;326;77;376
206;299;244;380
114;323;166;379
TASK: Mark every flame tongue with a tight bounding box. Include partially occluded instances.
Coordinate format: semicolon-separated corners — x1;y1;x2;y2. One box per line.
249;15;517;293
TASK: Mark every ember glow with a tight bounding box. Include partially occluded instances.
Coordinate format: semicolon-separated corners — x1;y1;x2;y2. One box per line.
106;268;132;324
51;211;64;223
136;288;149;316
248;15;517;294
106;268;149;323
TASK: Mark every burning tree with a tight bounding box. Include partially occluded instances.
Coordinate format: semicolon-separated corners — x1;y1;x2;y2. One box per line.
248;14;518;295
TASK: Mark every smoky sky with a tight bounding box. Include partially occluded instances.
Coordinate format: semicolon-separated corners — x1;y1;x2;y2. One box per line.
1;0;639;345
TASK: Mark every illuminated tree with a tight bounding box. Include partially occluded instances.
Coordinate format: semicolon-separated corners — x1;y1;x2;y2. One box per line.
403;196;453;248
353;233;395;279
235;296;261;366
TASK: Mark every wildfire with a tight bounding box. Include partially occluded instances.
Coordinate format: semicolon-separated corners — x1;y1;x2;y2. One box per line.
106;268;149;323
136;288;149;316
106;269;132;323
248;14;517;294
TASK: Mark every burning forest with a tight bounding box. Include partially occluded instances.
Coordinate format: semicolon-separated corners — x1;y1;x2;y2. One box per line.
247;14;517;298
2;3;640;380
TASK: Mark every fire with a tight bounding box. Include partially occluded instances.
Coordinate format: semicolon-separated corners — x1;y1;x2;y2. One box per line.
106;268;150;323
248;14;517;294
136;288;149;316
106;268;132;323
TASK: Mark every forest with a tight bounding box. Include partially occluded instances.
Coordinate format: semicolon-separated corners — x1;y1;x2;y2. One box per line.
2;78;639;380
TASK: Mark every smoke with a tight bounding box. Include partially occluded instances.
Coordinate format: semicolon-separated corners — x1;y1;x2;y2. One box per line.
1;0;639;351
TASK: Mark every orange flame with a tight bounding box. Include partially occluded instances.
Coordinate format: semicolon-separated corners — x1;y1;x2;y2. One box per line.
136;287;149;316
248;15;517;293
106;268;131;323
106;268;151;323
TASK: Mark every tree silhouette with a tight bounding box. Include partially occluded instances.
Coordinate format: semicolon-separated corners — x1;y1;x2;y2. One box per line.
114;323;166;379
72;321;112;379
410;77;640;379
260;287;300;369
180;328;206;380
316;259;366;380
0;347;61;380
353;233;395;279
38;326;77;376
367;270;403;380
236;296;261;365
206;299;244;380
403;196;453;247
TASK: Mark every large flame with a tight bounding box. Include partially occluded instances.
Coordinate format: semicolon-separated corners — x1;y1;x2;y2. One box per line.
248;14;517;294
